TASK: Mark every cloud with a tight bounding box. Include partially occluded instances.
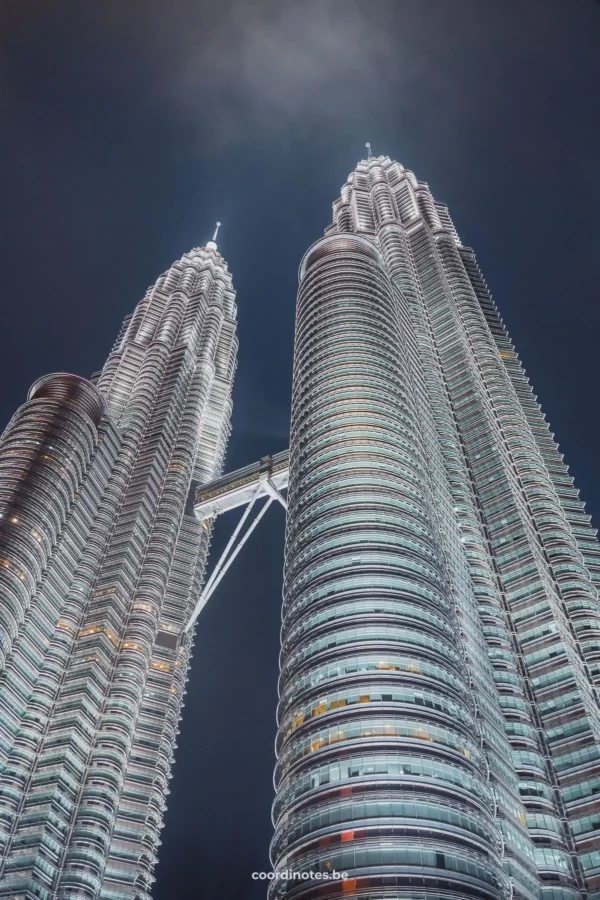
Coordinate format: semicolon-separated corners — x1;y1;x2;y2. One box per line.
171;2;400;128
92;0;426;147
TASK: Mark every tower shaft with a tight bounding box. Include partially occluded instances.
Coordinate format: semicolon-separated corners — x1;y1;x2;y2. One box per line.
0;244;237;899
273;156;600;900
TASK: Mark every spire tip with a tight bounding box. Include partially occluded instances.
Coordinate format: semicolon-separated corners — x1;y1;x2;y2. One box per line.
207;221;222;251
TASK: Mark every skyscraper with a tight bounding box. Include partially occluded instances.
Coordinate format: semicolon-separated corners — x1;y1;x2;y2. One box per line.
272;154;600;900
0;237;237;899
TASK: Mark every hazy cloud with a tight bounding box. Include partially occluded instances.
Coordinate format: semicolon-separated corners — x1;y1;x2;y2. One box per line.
89;0;430;146
85;0;571;152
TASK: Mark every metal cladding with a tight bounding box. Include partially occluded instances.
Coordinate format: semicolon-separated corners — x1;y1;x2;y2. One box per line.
28;373;106;426
0;373;105;668
272;156;600;900
0;244;237;898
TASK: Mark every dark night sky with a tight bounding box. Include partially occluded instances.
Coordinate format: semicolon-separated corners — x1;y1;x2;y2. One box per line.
1;2;600;897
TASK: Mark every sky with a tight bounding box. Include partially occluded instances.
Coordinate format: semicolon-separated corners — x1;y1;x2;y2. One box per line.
1;1;600;897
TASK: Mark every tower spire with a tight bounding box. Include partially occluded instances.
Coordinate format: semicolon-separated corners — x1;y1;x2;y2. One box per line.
206;221;221;251
365;142;372;159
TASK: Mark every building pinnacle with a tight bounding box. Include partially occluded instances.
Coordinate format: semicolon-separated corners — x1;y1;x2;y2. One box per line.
206;221;221;251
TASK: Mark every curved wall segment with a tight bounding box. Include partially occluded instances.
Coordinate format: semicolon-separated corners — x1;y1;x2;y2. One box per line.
0;373;104;667
272;233;508;900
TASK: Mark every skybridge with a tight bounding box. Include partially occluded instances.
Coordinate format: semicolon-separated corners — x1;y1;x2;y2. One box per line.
184;450;289;631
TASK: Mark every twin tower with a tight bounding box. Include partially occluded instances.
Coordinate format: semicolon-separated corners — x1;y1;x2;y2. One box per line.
0;154;599;900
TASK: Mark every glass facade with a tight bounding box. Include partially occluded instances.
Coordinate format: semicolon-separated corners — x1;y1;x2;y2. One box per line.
0;243;237;898
273;156;600;900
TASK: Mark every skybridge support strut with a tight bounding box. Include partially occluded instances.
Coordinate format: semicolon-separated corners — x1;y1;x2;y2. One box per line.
183;450;289;633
